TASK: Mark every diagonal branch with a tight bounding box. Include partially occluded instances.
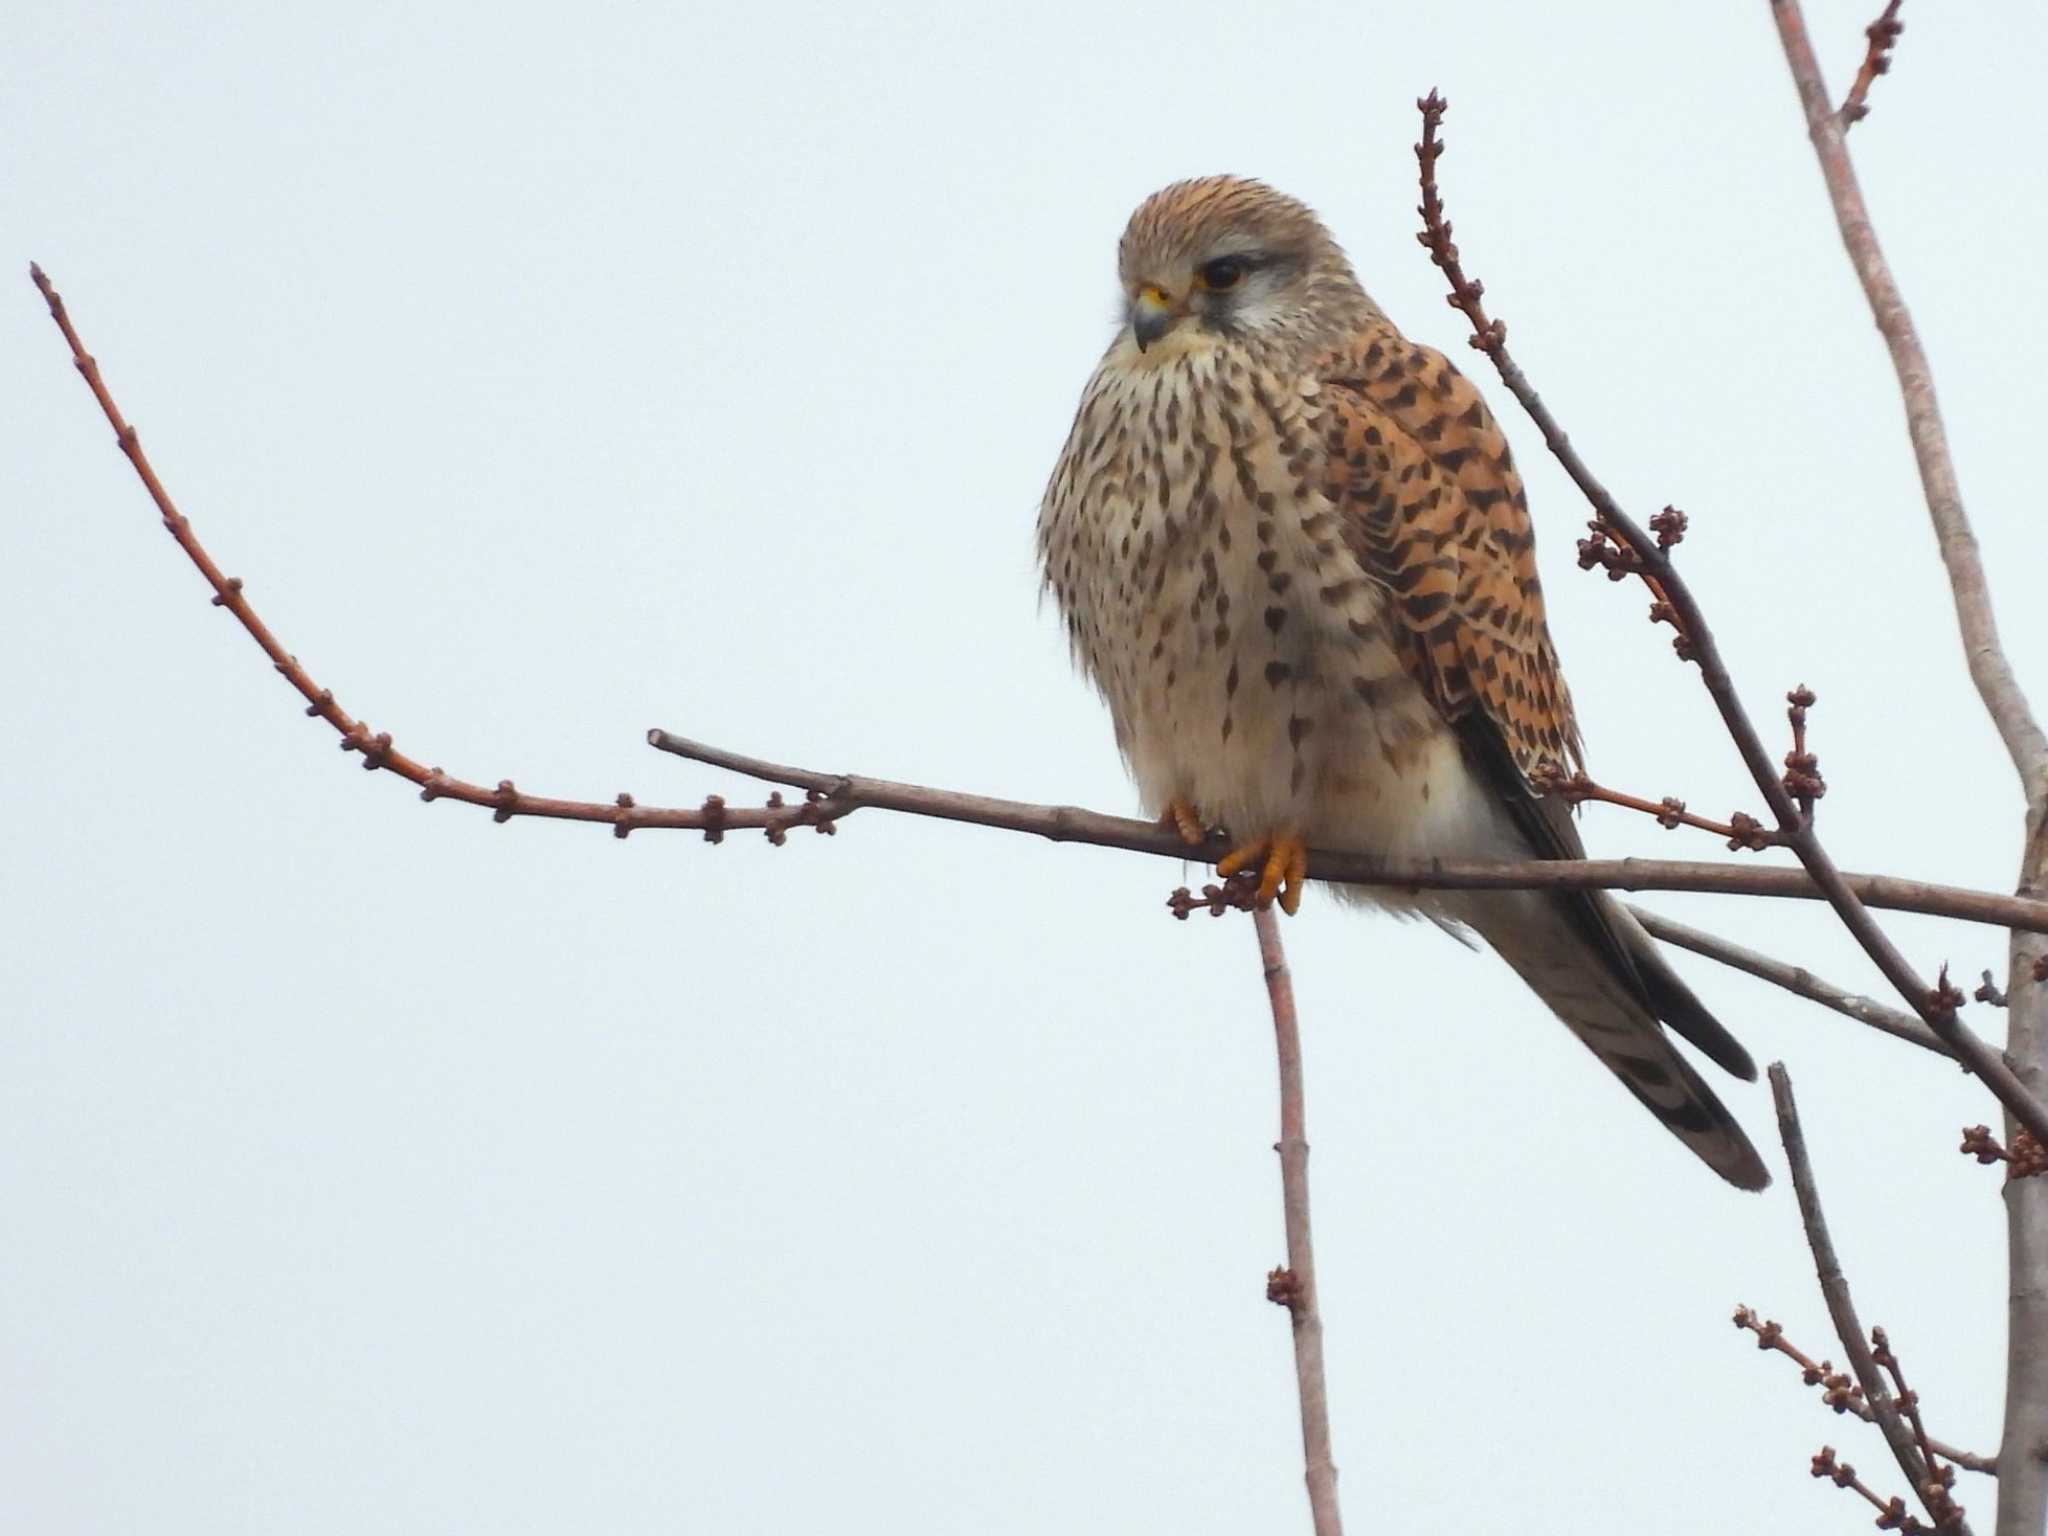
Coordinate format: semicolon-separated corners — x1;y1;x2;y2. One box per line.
24;265;831;843
1773;1063;1968;1533
1411;93;2048;1150
1629;906;1950;1058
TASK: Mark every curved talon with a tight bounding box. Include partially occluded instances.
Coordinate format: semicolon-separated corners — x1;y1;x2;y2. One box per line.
1163;796;1209;848
1216;831;1309;914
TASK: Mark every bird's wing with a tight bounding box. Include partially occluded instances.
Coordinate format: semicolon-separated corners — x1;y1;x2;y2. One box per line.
1315;320;1580;782
1314;322;1624;959
1315;321;1763;1187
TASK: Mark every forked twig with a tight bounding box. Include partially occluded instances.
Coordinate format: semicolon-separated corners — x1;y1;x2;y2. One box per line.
1733;1307;1996;1476
1874;1326;1969;1524
1772;1064;1968;1532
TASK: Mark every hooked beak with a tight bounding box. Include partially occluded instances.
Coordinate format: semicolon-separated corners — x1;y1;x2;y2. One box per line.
1131;284;1180;351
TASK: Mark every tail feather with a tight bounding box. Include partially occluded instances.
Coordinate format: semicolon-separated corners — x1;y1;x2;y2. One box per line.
1631;920;1757;1082
1468;889;1770;1191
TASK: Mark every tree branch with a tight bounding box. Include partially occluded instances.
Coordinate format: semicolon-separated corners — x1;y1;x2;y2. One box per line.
1733;1306;1996;1476
1530;765;1781;851
650;732;2048;932
1773;1064;1969;1533
1254;907;1343;1536
1629;906;1950;1058
1411;93;2048;1151
1764;3;2047;808
1763;11;2048;1528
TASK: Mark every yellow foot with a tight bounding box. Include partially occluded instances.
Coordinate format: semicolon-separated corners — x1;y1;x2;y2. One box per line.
1162;796;1209;848
1215;832;1309;915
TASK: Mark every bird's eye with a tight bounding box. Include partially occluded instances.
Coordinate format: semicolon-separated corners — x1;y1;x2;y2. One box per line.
1198;255;1250;290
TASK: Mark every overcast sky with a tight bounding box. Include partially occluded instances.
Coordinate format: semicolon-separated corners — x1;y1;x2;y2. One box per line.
8;2;2046;1531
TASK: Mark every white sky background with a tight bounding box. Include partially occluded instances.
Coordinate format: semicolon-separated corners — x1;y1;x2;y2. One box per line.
6;2;2045;1530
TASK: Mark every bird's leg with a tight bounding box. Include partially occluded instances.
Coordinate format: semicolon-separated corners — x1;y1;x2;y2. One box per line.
1162;796;1210;848
1215;831;1309;915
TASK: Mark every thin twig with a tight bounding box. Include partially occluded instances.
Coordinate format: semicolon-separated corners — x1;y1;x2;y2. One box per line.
1839;0;1906;128
1784;685;1827;822
23;265;846;843
1875;1326;1970;1527
1529;765;1779;850
1810;1444;1933;1533
1629;906;1949;1057
1772;1064;1967;1533
1254;906;1343;1536
1733;1307;1996;1475
1411;95;2048;1150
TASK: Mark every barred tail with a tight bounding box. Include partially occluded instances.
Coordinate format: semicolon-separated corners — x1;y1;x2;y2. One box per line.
1467;889;1770;1191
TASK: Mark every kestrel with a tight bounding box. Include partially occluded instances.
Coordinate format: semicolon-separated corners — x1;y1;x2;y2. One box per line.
1037;176;1767;1189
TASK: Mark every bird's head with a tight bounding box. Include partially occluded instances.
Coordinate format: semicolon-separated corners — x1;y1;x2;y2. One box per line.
1114;176;1371;362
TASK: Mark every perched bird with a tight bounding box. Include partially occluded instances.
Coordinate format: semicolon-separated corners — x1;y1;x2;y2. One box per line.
1037;176;1767;1189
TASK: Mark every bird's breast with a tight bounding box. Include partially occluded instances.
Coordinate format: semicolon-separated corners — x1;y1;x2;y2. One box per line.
1039;348;1478;864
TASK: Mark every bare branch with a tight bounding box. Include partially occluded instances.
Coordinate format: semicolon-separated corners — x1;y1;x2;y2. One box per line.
1628;906;1948;1057
22;266;840;843
652;732;2048;934
1411;94;2048;1149
1810;1444;1937;1533
1733;1307;1996;1476
1529;764;1780;850
1253;907;1343;1535
1772;1064;1968;1532
1764;5;2047;806
1764;12;2048;1525
1875;1325;1972;1526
